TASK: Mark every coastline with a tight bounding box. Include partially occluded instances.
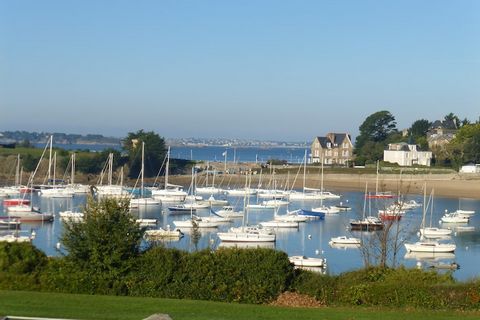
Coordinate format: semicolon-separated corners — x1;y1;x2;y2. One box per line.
169;172;480;200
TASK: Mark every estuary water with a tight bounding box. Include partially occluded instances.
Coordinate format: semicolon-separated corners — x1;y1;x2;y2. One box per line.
2;190;479;281
34;143;308;164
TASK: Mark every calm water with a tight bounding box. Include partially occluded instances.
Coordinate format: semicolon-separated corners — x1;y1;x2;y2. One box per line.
170;146;307;163
2;190;479;281
35;143;308;164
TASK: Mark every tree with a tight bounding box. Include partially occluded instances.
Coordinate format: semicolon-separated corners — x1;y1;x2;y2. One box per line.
446;123;480;169
409;119;431;138
60;197;143;293
354;110;397;164
122;130;166;178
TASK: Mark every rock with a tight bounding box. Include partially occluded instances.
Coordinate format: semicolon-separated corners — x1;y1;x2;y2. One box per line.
143;314;173;320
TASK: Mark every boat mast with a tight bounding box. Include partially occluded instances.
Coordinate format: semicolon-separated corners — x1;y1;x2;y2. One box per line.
165;146;170;190
375;160;379;195
53;152;57;188
141;141;145;197
47;135;53;185
15;154;20;186
71;153;75;185
302;149;307;192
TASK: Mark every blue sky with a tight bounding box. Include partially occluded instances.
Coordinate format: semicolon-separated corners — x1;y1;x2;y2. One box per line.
1;1;479;142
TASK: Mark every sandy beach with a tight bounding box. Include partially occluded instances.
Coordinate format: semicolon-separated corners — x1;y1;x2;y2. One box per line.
170;172;480;200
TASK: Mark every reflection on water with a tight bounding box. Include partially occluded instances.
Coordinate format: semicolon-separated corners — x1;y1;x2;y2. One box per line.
1;191;480;280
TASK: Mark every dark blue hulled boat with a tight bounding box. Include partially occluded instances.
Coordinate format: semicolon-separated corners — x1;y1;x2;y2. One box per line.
297;209;325;220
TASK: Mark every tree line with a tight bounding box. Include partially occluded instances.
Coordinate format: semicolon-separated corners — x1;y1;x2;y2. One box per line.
13;130;189;181
354;110;480;168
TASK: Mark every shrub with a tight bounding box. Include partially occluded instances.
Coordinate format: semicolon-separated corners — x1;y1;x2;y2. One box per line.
0;242;48;290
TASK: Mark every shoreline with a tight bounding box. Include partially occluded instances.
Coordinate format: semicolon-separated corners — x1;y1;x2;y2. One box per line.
169;172;480;200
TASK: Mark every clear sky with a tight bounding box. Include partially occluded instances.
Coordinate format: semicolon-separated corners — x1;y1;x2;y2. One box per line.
1;0;479;142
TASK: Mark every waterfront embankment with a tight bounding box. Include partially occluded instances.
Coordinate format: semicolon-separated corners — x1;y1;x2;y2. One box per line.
169;171;480;200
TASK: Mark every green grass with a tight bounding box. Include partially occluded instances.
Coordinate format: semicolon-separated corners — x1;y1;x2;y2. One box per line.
0;290;479;320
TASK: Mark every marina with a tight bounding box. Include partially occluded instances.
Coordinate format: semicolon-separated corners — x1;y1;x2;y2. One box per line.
1;186;479;281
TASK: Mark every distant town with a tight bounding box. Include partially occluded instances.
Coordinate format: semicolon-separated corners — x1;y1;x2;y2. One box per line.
0;131;308;148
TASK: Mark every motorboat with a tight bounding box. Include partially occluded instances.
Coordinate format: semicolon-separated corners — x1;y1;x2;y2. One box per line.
135;219;158;227
296;209;325;220
173;215;221;228
440;212;469;224
225;188;257;196
262;199;290;207
329;236;361;245
144;226;184;239
419;227;452;238
404;240;456;253
288;255;327;268
260;220;299;228
7;205;54;222
311;205;341;215
211;206;243;218
168;204;197;212
217;226;276;242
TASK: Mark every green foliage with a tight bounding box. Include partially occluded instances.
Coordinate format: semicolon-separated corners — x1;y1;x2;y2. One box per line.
409;119;431;138
75;148;123;174
354;110;398;165
0;242;48;290
292;266;480;310
445;123;480;169
122;130;166;178
60;197;144;294
130;247;294;304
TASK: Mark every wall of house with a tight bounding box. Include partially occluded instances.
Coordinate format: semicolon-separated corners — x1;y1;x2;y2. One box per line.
384;150;432;167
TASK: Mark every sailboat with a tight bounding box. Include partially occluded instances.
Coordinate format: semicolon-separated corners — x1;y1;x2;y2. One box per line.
129;142;161;208
419;187;452;238
349;182;384;231
311;159;341;215
39;136;74;198
217;173;276;242
366;161;394;199
405;185;455;253
260;204;299;228
288;150;326;201
195;162;224;194
151;147;187;202
6;137;54;222
66;153;89;194
95;153;129;198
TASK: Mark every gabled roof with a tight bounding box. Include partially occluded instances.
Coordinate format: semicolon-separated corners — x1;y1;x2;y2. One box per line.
314;133;352;148
430;119;457;130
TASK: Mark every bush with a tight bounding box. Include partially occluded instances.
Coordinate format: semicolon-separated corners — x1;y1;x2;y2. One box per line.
0;242;48;290
130;247;294;304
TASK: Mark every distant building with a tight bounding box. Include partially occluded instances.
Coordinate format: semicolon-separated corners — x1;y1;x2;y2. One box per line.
427;119;457;149
383;143;432;167
310;133;353;166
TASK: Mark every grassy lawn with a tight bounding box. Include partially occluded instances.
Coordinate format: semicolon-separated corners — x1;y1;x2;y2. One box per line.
1;290;479;320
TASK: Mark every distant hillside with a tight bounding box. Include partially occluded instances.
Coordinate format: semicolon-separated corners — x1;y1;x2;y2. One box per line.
0;131;121;146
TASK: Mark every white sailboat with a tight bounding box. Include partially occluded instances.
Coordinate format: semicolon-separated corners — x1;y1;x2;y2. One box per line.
288;150;326;201
419;187;452;238
129;142;161;208
39;137;74;198
218;173;276;243
151;147;187;202
95;153;129;198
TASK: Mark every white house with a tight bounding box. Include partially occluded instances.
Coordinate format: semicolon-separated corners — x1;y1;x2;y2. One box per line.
383;143;432;167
